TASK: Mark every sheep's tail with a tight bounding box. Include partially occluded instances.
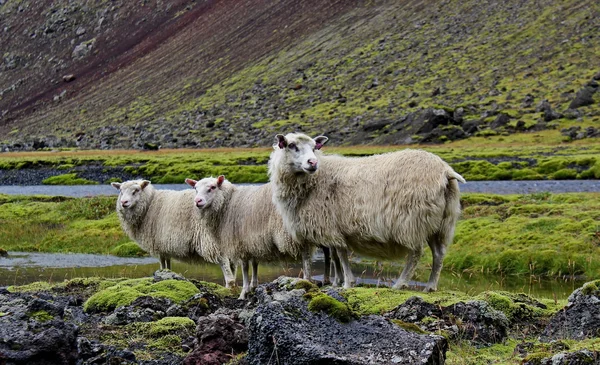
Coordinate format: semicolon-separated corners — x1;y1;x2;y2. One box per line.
447;170;466;184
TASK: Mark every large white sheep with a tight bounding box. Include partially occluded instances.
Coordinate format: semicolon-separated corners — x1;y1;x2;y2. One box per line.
111;180;236;288
268;133;465;291
185;176;312;299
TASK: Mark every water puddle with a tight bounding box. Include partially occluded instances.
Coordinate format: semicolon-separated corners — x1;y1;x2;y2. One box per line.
0;251;582;300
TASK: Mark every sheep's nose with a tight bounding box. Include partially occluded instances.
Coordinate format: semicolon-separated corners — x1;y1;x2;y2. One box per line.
195;198;205;207
121;200;130;207
307;159;318;169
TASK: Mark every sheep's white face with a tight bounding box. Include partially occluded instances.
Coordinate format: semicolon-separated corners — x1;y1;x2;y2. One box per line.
186;176;225;209
111;180;150;209
275;133;328;174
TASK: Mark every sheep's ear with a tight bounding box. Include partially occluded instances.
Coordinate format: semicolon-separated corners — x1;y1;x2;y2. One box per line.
314;135;328;150
276;134;287;149
217;175;225;187
140;180;151;190
185;178;197;188
111;182;121;190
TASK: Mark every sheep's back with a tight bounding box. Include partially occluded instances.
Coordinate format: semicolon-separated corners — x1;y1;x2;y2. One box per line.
279;150;458;257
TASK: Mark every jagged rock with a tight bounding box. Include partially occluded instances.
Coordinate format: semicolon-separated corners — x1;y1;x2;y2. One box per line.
247;280;447;364
569;85;596;109
522;94;535;108
104;296;175;325
446;300;509;345
386;297;509;346
462;119;482;135
154;269;186;282
0;293;79;365
184;309;247;365
490;113;511;129
62;74;76;82
72;38;96;59
416;108;458;134
385;296;442;323
536;100;563;121
525;349;600;365
540;280;600;341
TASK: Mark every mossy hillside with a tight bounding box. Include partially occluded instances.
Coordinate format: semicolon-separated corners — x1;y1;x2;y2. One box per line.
448;193;600;278
0;194;129;254
148;0;599;146
83;278;200;312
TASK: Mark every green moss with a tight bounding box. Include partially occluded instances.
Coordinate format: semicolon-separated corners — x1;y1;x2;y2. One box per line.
0;312;8;317
42;173;98;185
294;279;319;292
146;316;195;337
28;310;54;322
194;280;236;298
307;293;356;323
8;281;54;293
580;280;600;296
110;242;147;257
552;168;578;180
147;334;182;351
391;319;428;334
83;278;200;312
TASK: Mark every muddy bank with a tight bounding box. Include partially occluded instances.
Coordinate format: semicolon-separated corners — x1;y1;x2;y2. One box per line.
1;272;598;364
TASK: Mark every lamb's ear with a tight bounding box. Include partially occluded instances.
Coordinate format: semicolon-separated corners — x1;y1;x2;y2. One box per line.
140;180;151;190
217;175;225;187
314;135;328;150
276;134;287;149
185;178;197;188
111;182;121;190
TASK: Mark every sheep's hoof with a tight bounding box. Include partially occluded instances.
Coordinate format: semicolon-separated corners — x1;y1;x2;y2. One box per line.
423;286;437;293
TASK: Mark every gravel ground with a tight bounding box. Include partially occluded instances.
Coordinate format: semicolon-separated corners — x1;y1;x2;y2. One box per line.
0;180;599;197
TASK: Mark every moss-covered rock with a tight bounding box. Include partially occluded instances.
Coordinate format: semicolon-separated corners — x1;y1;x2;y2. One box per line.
83;278;199;313
306;293;356;323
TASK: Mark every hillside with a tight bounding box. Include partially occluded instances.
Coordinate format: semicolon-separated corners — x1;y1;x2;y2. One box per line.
0;0;599;150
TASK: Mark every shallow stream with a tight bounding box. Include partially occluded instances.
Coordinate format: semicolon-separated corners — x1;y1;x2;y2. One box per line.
0;251;582;300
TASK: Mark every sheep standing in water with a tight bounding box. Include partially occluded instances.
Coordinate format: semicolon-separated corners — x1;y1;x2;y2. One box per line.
268;133;465;291
186;176;312;299
111;180;236;288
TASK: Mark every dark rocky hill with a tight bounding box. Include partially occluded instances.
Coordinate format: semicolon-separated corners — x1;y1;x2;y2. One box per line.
0;0;599;150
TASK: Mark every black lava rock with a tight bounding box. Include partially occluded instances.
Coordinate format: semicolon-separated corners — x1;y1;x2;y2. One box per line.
540;280;600;341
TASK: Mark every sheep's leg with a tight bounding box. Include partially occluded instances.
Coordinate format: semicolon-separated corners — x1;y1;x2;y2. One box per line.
239;260;250;300
219;258;236;289
301;247;313;282
392;248;423;290
336;248;355;289
250;260;259;290
425;231;451;292
321;246;331;285
159;255;170;270
330;248;343;287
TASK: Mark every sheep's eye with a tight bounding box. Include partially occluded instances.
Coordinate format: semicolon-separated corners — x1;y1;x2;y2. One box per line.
132;189;138;195
288;143;296;150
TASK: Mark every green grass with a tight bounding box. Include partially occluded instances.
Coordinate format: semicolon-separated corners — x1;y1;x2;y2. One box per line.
1;192;599;281
2;137;600;183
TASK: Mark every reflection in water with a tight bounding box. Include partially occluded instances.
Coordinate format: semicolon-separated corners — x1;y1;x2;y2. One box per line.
0;252;582;300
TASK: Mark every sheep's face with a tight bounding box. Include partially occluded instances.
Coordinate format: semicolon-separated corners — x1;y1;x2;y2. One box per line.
186;176;225;209
111;180;150;209
275;133;328;174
